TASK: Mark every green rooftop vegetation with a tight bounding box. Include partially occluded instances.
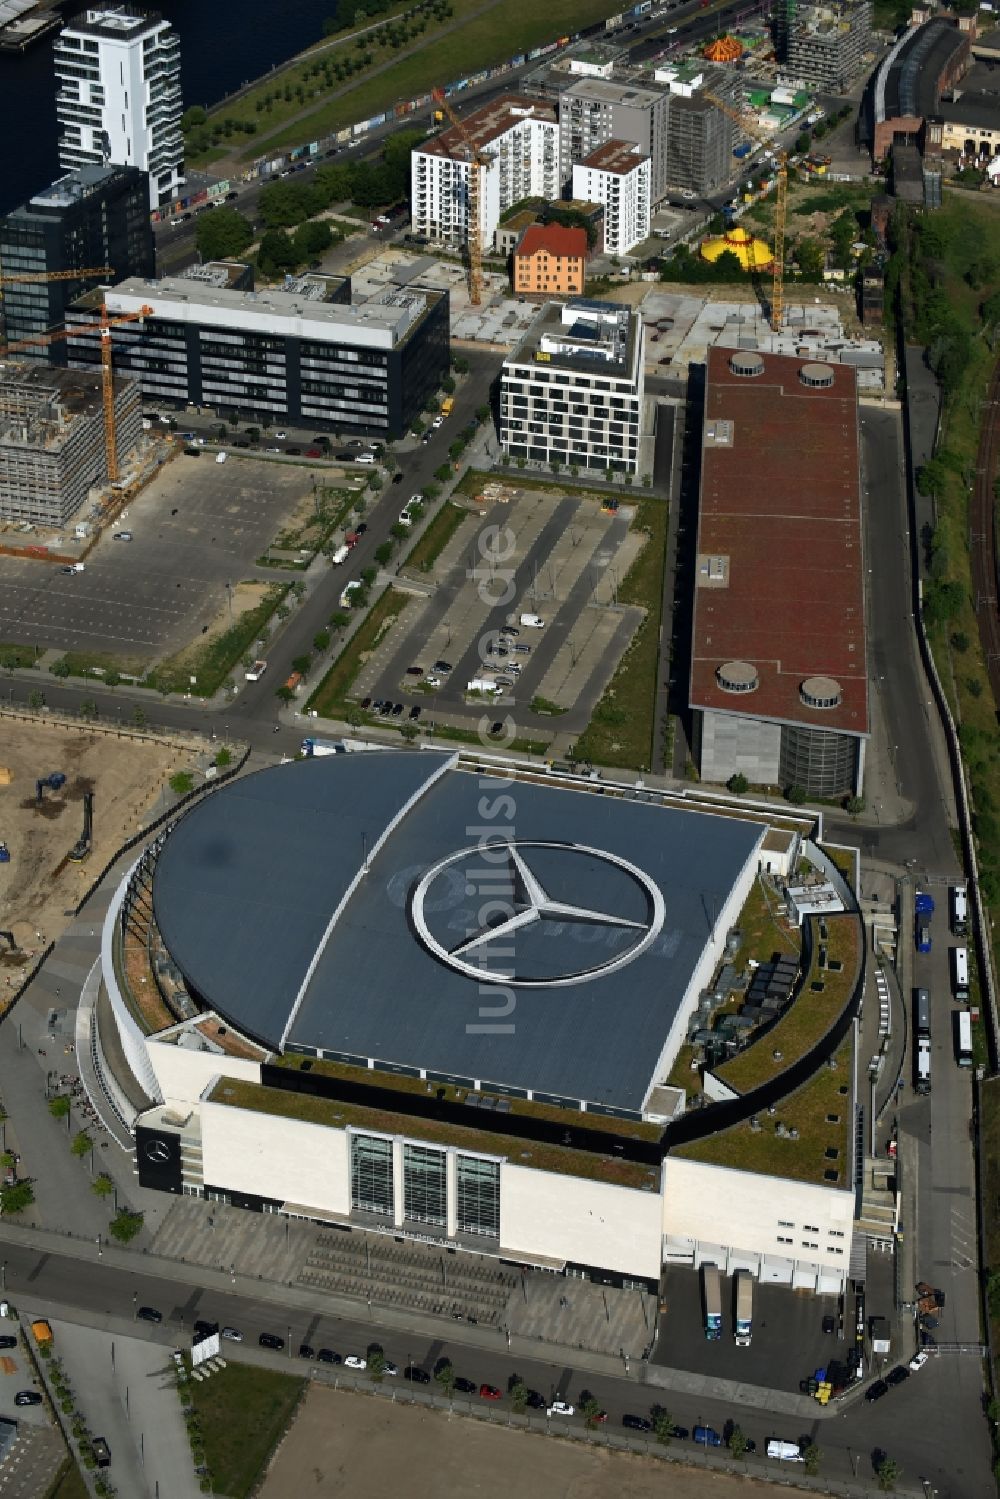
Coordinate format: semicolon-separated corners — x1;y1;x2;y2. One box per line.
271;1053;661;1141
714;913;862;1094
211;1078;660;1191
672;1036;853;1188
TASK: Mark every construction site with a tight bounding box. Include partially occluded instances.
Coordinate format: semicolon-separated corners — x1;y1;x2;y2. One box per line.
0;363;141;527
0;715;199;990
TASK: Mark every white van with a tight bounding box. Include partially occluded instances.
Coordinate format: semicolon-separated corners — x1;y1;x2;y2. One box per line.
519;613;545;628
766;1440;803;1462
216;451;227;464
332;544;350;565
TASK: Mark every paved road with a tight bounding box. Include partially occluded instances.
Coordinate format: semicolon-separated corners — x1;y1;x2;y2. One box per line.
0;1234;967;1494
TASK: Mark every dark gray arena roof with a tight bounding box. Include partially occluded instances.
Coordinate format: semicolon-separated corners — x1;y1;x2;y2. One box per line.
152;753;764;1111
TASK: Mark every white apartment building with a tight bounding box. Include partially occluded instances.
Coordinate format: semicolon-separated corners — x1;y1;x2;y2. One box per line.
500;299;646;476
572;140;650;255
411;95;559;250
54;6;184;210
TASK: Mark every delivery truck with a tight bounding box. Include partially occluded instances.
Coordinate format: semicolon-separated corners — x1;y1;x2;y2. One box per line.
734;1269;753;1346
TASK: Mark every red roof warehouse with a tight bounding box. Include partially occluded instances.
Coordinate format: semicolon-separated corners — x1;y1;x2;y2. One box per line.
689;346;868;799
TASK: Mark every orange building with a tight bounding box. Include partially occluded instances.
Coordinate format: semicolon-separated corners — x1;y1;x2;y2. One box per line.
512;223;589;298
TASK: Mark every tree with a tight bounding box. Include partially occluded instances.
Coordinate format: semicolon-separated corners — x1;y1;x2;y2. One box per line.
330;612;349;630
50;658;70;678
195;206;254;262
275;685;295;703
366;1345;386;1382
214;746;232;768
374;542;394;565
131;705;147;728
844;793;864;815
794;236;826;280
27;690;44;710
580;1394;603;1429
169;771;195;794
651;1406;674;1444
49;1095;71;1122
91;1173;114;1200
508;1378;528;1412
293;219;334;260
257;228;300;277
435;1360;456;1397
795;131;811;153
786;783;807;805
727;772;749;794
399;722;419;742
803;1443;821;1476
291;655;311;675
71;1130;92;1160
1;1179;33;1213
877;1456;901;1491
728;1425;748;1458
109;1209;144;1244
79;699;98;721
313;630;331;652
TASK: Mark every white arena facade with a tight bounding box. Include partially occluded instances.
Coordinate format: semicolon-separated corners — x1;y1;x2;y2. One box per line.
95;751;862;1294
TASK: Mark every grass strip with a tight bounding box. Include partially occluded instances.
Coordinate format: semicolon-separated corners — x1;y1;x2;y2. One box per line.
573;498;668;770
403;500;469;573
146;585;290;698
306;587;411;717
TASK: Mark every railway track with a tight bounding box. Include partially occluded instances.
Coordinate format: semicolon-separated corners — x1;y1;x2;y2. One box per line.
970;359;1000;709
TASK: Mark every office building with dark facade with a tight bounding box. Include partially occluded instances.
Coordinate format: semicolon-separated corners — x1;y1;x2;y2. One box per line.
0;164;153;362
65;266;449;438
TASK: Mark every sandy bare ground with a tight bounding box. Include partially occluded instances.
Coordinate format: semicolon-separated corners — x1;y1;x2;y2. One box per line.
0;715;189;964
260;1385;796;1499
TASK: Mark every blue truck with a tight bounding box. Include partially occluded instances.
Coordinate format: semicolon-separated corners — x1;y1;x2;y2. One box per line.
915;890;934;953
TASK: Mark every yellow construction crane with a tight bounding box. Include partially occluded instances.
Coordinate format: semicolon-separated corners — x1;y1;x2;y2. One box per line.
704;90;787;333
1;302;154;483
431;87;487;306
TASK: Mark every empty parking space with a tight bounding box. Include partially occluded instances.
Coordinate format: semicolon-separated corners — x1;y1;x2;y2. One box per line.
356;487;645;732
0;454;311;660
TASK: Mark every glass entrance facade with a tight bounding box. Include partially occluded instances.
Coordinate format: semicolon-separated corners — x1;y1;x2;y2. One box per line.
351;1132;393;1218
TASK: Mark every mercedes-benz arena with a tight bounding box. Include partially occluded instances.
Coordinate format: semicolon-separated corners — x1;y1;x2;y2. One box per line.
97;752;852;1289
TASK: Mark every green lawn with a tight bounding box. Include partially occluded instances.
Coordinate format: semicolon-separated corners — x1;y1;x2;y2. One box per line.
573;498;668;770
188;1363;305;1499
146;584;290;698
673;1037;852;1187
403;500;470;573
242;0;636;158
0;642;44;670
306;587;411;717
50;649;149;682
715;915;862;1093
44;1460;89;1499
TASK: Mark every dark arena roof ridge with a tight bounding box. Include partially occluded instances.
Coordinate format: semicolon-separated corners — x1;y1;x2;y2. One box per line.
151;753;765;1112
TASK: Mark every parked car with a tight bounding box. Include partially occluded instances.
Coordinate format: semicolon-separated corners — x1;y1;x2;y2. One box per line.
405;666;423;676
345;1355;366;1370
693;1425;722;1447
865;1379;889;1403
404;1366;430;1383
391;703;404;717
258;1332;284;1351
408;705;421;721
221;1327;243;1342
547;1400;574;1417
500;625;519;637
822;1315;836;1335
355;523;368;535
113;530;132;541
306;447;322;457
908;1350;930;1372
525;1390;545;1409
298;1344;315;1360
317;1348;341;1364
453;1377;476;1394
887;1365;910;1387
15;1391;41;1406
433;660;453;673
193;1320;218;1340
480;1384;503;1401
671;1425;690;1441
0;1336;16;1350
623;1414;652;1432
136;1307;162;1324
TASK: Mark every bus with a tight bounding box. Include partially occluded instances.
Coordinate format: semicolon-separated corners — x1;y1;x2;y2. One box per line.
914;987;931;1038
950;884;968;937
951;946;969;1004
956;1010;973;1068
915;1037;931;1095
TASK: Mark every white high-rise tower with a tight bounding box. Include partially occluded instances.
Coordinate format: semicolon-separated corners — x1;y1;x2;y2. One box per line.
54;7;183;211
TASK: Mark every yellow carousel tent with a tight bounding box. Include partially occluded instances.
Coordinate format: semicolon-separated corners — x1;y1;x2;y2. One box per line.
699;225;773;271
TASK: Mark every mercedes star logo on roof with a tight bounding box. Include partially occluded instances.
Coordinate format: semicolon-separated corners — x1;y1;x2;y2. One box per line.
144;1138;171;1164
410;840;665;987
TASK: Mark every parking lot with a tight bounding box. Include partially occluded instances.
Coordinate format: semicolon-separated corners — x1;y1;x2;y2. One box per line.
354;487;646;735
0;452;311;662
653;1267;845;1396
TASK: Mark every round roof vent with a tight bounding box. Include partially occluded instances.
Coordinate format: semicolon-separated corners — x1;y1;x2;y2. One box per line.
799;361;835;389
729;352;764;378
717;660;759;694
800;675;843;710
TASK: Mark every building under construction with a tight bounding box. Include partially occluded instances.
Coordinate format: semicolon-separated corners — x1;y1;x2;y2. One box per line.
785;0;871;93
0;363;141;526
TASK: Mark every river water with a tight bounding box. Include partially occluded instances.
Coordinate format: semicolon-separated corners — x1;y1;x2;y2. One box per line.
0;0;334;213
